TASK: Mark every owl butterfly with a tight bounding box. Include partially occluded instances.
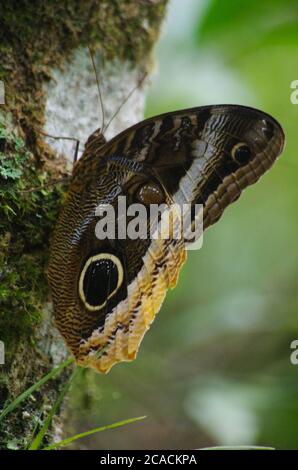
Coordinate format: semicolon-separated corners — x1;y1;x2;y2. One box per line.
48;103;284;373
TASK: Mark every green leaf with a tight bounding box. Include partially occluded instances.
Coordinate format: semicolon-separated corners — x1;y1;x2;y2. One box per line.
0;357;74;424
43;416;147;450
201;446;275;450
28;368;78;450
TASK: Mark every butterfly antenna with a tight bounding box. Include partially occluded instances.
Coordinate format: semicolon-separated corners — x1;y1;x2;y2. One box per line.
103;71;147;135
88;46;105;131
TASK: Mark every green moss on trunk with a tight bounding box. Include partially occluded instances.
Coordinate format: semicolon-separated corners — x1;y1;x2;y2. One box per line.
0;118;64;361
0;0;167;153
0;0;168;450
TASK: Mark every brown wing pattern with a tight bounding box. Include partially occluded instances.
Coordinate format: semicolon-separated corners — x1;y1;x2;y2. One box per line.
48;105;284;373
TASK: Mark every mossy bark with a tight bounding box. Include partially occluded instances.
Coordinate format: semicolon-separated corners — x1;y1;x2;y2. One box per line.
0;0;167;449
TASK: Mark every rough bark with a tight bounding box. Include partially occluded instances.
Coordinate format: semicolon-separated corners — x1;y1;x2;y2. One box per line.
0;0;167;449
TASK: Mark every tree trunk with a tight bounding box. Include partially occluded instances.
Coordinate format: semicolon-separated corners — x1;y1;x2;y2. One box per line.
0;0;167;449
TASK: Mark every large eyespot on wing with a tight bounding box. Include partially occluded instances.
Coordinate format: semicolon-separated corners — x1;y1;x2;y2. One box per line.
78;253;124;311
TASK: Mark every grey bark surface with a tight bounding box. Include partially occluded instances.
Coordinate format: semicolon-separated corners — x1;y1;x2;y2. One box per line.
0;0;167;449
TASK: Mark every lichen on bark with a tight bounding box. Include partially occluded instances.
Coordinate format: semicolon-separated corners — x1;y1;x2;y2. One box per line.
0;0;168;449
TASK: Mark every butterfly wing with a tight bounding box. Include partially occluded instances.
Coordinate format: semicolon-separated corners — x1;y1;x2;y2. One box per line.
102;104;284;225
48;105;284;373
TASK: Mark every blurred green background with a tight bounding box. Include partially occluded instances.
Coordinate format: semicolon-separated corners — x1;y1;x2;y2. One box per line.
67;0;298;449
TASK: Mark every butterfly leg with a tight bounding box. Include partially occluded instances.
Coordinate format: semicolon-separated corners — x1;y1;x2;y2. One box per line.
33;126;81;164
73;139;80;163
20;176;71;194
20;128;81;193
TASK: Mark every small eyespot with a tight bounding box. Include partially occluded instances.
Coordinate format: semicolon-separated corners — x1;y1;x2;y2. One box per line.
260;119;274;140
231;142;252;165
136;181;165;205
78;253;123;311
